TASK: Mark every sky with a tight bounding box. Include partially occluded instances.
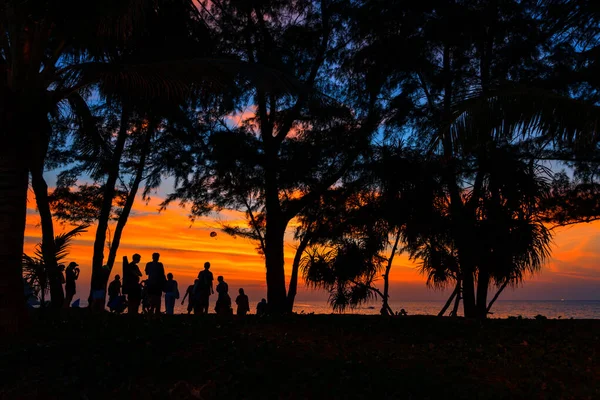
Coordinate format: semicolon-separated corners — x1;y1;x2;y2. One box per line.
23;182;600;306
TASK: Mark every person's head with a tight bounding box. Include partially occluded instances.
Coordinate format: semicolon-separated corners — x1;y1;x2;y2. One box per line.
167;273;173;280
261;298;266;303
239;288;245;295
59;264;65;271
217;275;223;282
152;252;160;261
204;262;210;270
67;261;78;270
132;253;141;263
115;275;120;281
194;279;199;284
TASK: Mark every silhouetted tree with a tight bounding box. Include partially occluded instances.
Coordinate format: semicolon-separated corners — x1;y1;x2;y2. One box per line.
165;0;384;314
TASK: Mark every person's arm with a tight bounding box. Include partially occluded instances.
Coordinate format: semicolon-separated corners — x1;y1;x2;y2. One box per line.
181;290;189;305
175;282;179;299
210;280;214;295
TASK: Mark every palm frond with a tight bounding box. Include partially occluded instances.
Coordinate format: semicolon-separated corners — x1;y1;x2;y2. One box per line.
435;87;600;155
54;224;90;262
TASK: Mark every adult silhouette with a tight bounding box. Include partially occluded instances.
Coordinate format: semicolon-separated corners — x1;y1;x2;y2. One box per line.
195;262;214;314
145;253;166;314
64;262;80;308
123;254;143;314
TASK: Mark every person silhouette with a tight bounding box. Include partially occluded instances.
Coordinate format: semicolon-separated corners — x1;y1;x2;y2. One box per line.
123;254;143;314
195;262;214;314
215;276;232;315
164;273;180;315
235;288;250;316
108;275;122;307
64;261;80;308
181;279;198;314
145;253;166;314
256;298;268;316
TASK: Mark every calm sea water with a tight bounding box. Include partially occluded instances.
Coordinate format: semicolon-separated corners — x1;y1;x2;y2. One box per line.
169;299;600;319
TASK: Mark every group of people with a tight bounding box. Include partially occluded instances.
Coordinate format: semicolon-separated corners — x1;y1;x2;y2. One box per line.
111;253;265;316
54;252;269;315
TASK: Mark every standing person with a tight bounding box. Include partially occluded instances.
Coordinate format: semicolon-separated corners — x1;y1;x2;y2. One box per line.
64;262;80;308
164;273;180;315
107;275;122;308
195;262;214;314
235;288;250;316
181;280;198;314
145;253;166;314
123;254;143;314
214;276;231;315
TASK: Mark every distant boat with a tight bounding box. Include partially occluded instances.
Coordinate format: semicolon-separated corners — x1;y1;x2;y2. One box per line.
366;306;375;309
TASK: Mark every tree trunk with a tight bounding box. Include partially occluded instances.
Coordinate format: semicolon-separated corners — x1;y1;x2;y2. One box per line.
382;229;401;313
106;124;153;269
91;111;129;269
31;170;63;308
438;282;459;317
89;109;129;302
487;278;510;314
264;218;287;315
0;146;29;333
461;268;477;318
450;281;462;317
287;231;311;313
476;268;490;319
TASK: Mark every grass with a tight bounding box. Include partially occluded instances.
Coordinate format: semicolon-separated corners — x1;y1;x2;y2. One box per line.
1;311;599;399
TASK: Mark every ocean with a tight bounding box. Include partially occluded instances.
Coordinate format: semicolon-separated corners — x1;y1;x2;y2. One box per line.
170;299;600;319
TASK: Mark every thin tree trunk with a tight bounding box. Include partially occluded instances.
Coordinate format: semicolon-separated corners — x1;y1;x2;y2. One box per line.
476;269;490;319
0;145;29;333
90;108;129;302
438;283;459;317
462;269;476;317
31;170;63;308
106;123;153;269
450;284;462;317
383;229;401;313
487;279;510;314
287;231;311;313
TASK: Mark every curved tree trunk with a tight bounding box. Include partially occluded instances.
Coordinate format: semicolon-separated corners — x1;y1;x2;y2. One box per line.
382;229;401;313
438;281;459;317
0;146;29;333
287;231;311;313
31;170;63;308
89;109;129;304
450;280;462;317
487;279;510;314
106;124;153;269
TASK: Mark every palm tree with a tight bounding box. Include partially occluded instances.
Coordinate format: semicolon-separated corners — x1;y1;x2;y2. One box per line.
22;225;89;307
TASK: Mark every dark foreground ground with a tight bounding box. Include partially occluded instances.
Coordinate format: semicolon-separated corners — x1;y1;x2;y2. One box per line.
1;312;599;399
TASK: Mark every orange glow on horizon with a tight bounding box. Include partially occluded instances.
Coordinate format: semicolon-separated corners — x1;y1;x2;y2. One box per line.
23;192;600;301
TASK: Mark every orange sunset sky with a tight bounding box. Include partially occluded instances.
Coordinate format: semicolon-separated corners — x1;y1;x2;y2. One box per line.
23;181;600;305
